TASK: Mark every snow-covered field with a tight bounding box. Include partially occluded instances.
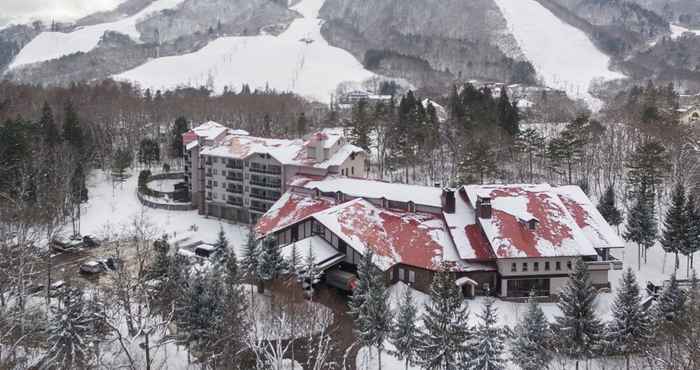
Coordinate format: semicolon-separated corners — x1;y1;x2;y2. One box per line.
9;0;185;69
671;24;700;39
77;169;248;252
0;0;125;30
493;0;625;111
114;0;378;103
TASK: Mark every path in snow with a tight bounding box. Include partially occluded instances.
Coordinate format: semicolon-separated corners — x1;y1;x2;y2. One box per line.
9;0;184;69
114;0;377;103
493;0;625;111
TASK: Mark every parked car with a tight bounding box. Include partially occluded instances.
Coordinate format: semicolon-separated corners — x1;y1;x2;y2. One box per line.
79;257;120;275
325;269;358;292
82;234;101;248
194;244;219;259
51;235;84;252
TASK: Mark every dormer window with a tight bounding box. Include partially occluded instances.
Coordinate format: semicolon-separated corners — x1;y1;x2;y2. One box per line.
313;188;321;199
519;217;539;231
407;201;416;213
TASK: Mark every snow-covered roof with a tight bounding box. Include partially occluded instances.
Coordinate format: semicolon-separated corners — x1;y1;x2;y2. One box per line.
195;244;217;252
311;199;446;271
443;189;495;261
302;176;444;208
554;186;625;249
255;192;336;237
281;235;345;270
462;184;598;258
199;130;364;169
185;140;199;150
191;121;228;140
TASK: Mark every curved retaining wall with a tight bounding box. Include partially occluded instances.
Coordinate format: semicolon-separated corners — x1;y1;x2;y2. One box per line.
138;172;194;211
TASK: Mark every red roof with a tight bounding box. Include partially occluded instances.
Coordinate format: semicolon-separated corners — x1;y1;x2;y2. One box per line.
182;131;198;145
255;192;336;237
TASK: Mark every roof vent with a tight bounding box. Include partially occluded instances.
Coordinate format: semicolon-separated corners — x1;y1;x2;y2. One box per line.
442;188;455;214
519;217;539;231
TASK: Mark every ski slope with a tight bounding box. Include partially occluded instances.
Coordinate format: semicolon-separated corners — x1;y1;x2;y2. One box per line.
0;0;125;30
114;0;377;103
493;0;625;111
9;0;184;69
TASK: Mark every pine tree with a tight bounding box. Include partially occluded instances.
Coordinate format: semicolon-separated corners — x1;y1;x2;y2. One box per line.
41;287;97;369
684;194;700;272
655;274;687;324
624;183;657;270
597;185;622;230
38;101;60;146
661;183;688;272
625;140;669;197
296;112;307;138
219;247;247;365
240;223;261;283
299;247;322;295
553;259;604;370
469;298;506;370
350;98;372;151
417;269;473;369
606;268;652;370
148;238;171;281
348;250;375;323
389;286;419;370
358;266;392;370
63;101;84;155
511;293;552;370
214;225;228;254
287;242;302;278
171;116;189;158
256;235;286;293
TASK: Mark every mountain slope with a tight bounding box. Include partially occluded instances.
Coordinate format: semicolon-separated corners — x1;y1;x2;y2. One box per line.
114;0;377;102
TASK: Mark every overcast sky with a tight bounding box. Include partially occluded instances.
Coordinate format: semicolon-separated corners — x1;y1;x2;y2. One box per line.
0;0;125;27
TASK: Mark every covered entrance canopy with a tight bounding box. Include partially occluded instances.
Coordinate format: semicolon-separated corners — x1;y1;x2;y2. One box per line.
280;235;345;271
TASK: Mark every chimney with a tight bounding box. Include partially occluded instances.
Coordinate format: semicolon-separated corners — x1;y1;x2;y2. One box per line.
476;196;492;219
442;188;455;213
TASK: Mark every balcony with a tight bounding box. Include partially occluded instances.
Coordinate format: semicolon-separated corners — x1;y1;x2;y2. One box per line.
227;199;243;207
249;165;281;175
250;192;280;202
250;179;281;189
206;171;212;177
226;187;243;194
206;183;212;189
226;174;244;182
226;161;244;170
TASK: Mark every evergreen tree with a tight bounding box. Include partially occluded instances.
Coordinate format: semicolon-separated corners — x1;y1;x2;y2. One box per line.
546;115;589;185
625;140;669;197
459;139;497;184
111;147;133;179
182;269;227;364
684;194;700;272
299;247;322;295
624;183;657;270
389;286;420;370
287;242;302;278
38;101;60;146
661;183;688;272
138;138;160;167
497;88;519;137
348;250;375;323
417;268;473;369
219;247;248;365
597;185;623;229
240;223;260;284
148;238;171;280
214;225;228;255
511;293;552;370
553;259;604;370
606;268;653;370
350;98;372;151
296;112;307;138
171;116;189;158
63;101;84;155
41;287;97;369
256;235;286;292
469;298;506;370
515;128;545;183
655;274;687;324
357;266;392;370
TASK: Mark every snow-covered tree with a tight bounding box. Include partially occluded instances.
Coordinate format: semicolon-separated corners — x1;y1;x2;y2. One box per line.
624;182;657;270
684;194;700;272
553;259;604;370
606;268;652;370
511;293;552;370
147;238;170;280
469;297;506;370
256;235;286;293
661;183;687;272
389;286;420;370
181;269;227;365
299;247;323;295
40;287;98;370
240;223;261;283
417;268;473;369
350;250;392;369
214;225;229;253
287;241;302;277
597;185;622;230
655;274;687;324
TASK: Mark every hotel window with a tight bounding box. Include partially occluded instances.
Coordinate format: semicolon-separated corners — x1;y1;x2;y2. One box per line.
556;261;561;271
389;269;394;281
213;157;218;163
522;263;528;272
213;169;218;175
398;268;405;281
511;263;517;272
352;166;355;175
409;270;416;284
534;262;539;272
545;261;550;271
567;260;573;270
213;181;218;187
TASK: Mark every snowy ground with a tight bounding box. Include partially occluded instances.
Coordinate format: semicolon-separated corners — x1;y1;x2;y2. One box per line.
493;0;625;111
146;178;183;193
9;0;185;69
76;169;248;252
114;0;378;103
0;0;125;30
